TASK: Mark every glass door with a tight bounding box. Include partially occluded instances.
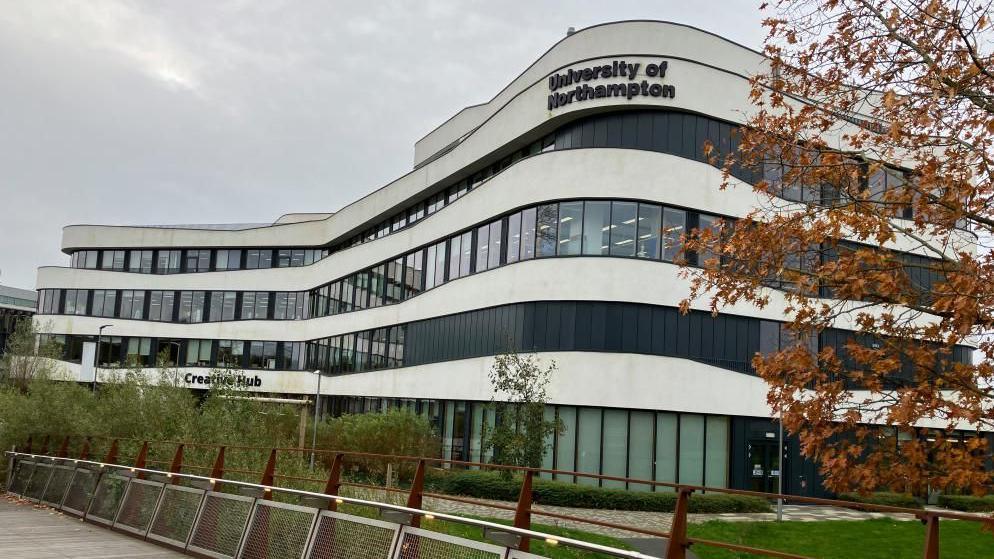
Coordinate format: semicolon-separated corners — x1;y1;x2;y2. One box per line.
747;440;782;493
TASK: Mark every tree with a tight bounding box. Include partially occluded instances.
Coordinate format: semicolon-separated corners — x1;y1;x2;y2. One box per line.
483;352;561;470
0;318;65;392
683;0;994;494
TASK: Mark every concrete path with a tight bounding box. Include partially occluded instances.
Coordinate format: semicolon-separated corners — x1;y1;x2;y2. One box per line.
0;495;183;559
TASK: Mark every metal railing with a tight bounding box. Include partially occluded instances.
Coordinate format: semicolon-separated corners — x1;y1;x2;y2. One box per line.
6;435;994;559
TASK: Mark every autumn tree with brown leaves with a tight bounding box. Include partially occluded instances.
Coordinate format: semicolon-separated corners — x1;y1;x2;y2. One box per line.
683;0;994;495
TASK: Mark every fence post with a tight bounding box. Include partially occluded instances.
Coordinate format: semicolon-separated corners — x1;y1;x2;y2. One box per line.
79;437;91;461
6;445;15;489
133;441;149;480
209;446;226;489
407;459;426;528
666;487;693;559
514;470;535;552
324;453;344;511
104;439;119;465
40;435;50;455
922;513;939;559
169;444;184;484
260;448;277;500
57;436;70;458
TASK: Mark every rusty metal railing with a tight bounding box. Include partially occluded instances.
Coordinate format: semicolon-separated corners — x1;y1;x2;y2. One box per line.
8;434;994;559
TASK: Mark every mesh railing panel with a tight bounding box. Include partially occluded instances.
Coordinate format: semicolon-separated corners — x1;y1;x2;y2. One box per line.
239;501;317;559
7;460;36;496
306;513;398;559
115;480;165;535
148;485;205;547
189;492;255;559
24;463;53;500
394;530;505;559
41;466;75;507
87;474;130;524
62;468;98;515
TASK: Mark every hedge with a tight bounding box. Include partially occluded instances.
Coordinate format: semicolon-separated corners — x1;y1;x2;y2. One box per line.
837;492;922;509
937;494;994;512
425;470;771;513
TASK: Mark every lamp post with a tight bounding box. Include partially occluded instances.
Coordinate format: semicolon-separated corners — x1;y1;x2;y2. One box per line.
777;405;784;522
309;369;322;470
93;324;113;393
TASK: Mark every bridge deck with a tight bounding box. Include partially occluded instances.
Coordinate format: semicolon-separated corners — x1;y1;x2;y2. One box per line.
0;496;183;558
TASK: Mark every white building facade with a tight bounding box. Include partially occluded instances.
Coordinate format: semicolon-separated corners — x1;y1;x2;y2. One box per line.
34;21;985;497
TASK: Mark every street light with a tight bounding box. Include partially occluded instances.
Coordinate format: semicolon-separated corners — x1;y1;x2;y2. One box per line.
93;324;113;393
309;369;323;470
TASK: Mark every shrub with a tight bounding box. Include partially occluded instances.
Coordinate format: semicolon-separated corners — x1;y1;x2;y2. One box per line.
937;494;994;512
426;470;771;513
837;492;922;509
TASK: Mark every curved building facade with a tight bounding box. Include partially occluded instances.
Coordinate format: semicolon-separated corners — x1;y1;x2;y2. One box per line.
34;21;985;497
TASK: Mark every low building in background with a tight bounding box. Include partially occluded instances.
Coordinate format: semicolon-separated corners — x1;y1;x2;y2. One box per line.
0;284;36;355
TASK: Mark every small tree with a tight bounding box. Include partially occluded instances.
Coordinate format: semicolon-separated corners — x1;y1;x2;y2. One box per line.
483;352;561;470
0;318;65;392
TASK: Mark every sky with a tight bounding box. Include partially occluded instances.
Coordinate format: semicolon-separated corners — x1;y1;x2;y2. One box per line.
0;1;767;289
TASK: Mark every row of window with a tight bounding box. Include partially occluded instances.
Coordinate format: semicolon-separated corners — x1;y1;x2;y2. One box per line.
37;289;308;323
70;110;924;277
69;248;330;274
327;396;730;489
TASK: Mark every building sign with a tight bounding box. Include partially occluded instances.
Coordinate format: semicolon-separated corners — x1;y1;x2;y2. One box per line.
548;60;675;110
184;372;262;388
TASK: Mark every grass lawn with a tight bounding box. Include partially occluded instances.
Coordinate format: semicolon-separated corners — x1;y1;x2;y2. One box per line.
688;519;994;559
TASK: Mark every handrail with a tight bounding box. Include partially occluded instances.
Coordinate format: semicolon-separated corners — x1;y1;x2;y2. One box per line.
4;451;656;559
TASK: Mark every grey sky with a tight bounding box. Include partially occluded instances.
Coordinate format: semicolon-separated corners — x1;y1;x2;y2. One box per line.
0;1;766;289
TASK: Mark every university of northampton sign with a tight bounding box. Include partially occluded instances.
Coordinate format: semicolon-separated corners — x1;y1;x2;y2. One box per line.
548;60;675;110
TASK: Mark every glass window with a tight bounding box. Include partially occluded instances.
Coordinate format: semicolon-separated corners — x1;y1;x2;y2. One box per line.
697;214;722;266
555;407;577;479
118;290;145;320
655;413;678;486
84;250;98;269
156;250;181;274
148;291;174;321
102;250;125;270
601;409;628;488
129;250;153;273
506;212;522;264
610;201;637;257
636;203;662;259
424;246;438;290
628;411;655;491
576;407;602;486
97;336;122;367
246;249;272;269
291;249;305;267
448;236;462;280
64;289;88;316
488;220;502;269
339;277;354;313
405;250;424;299
426;241;446;289
369;265;385;307
520;207;537;260
92;290;116;317
186;250;210;272
353;271;370;310
536;204;559;258
557;201;583;256
705;416;729;488
217;340;244;368
241;292;269;320
678;414;705;485
157;338;182;367
475;224;490;272
185;339;213;366
459;231;473;276
662;208;687;262
216;249;242;271
125;337;152;367
582;201;611;255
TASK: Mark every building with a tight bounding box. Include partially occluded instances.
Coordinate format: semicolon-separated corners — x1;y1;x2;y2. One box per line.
1;284;36;356
34;21;984;497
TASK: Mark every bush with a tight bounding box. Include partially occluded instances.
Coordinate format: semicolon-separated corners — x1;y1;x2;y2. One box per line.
937;494;994;512
314;409;440;481
837;492;922;509
426;470;771;513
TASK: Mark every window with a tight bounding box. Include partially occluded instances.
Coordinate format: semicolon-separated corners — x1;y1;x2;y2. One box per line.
148;291;175;321
128;250;153;273
119;290;145;320
178;291;205;323
475;224;490;272
186;250;210;272
610;201;637;257
91;290;116;317
426;241;446;289
73;250;98;269
386;258;404;304
388;326;405;367
97;336;122;367
582;201;610;255
536;204;558;257
241;292;269;320
102;250;125;270
369;328;389;370
487;220;502;270
249;341;278;369
39;289;61;314
405;250;424;299
662;208;687;262
506;212;522;263
283;342;305;370
340;277;354;313
209;291;237;321
636;203;662;259
64;289;88;316
157;338;182;367
696;214;722;266
245;249;272;269
369;265;385;307
126;337;152;367
353;271;371;310
520;207;537;260
216;249;242;271
156;250;181;274
459;231;473;276
217;340;244;368
448;236;461;281
557;202;583;256
185;339;213;366
274;292;306;320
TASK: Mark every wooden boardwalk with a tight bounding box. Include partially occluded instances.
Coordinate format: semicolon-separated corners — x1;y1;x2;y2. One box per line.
0;496;183;558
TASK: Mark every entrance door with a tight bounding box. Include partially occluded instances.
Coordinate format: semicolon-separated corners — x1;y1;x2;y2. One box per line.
747;440;782;493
